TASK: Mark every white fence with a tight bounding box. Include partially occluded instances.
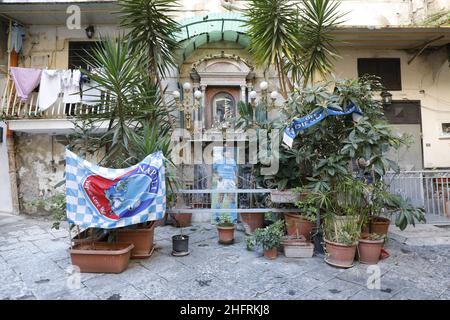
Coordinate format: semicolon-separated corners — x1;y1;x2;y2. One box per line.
384;170;450;218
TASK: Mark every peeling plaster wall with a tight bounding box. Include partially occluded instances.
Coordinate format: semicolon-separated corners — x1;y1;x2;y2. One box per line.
14;133;66;215
19;25;121;69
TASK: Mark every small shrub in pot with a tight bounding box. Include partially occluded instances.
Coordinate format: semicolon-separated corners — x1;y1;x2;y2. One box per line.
216;213;236;245
247;220;285;260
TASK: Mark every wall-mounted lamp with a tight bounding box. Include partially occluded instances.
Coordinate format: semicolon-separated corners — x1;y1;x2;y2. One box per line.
173;82;203;132
380;91;392;105
85;25;95;39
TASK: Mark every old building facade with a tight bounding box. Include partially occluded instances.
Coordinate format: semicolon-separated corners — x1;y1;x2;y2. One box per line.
0;0;450;217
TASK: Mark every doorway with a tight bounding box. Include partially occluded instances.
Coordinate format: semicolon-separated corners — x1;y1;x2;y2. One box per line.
383;100;423;170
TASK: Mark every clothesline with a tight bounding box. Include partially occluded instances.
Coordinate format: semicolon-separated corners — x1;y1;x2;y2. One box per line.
9;66;100;112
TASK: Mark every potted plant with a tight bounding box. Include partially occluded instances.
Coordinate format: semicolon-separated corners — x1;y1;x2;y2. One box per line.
216;213;236;245
116;221;156;259
70;242;134;273
358;233;385;264
323;215;362;268
240;212;265;235
172;227;189;256
367;181;426;235
247;220;285;260
72;228;108;245
171;212;192;228
170;194;193;228
285;190;318;240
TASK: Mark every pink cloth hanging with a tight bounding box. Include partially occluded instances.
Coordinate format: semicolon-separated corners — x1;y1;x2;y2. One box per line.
10;67;42;101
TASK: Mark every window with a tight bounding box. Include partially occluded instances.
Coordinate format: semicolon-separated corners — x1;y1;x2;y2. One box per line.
357;58;402;90
68;41;101;70
383;101;421;124
441;122;450;137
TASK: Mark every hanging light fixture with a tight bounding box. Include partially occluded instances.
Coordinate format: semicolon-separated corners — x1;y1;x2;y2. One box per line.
85;25;95;39
380;91;392;105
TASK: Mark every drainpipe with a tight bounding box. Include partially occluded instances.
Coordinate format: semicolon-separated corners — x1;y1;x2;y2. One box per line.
5;19;20;214
7;130;20;214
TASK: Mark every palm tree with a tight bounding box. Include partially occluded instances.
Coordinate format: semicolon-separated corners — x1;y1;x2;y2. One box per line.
244;0;301;97
297;0;344;85
244;0;344;94
118;0;181;127
79;36;173;168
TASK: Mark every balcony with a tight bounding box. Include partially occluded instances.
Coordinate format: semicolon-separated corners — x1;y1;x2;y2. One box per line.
0;77;102;134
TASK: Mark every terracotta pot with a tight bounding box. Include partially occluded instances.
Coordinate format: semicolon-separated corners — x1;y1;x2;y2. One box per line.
240;212;264;234
324;239;357;268
263;247;278;260
358;238;384;264
217;225;235;244
70;242;134;273
172;213;192;228
284;213;314;241
369;217;391;236
117;222;155;259
282;235;314;258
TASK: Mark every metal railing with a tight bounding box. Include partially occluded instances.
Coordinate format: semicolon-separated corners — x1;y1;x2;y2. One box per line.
384;170;450;218
168;169;300;215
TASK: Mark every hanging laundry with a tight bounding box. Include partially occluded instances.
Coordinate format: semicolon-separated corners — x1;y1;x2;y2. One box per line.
62;70;81;104
10;25;26;53
81;72;102;106
10;67;42;101
38;69;62;111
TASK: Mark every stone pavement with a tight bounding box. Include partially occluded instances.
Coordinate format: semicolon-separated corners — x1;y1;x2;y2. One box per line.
0;212;449;300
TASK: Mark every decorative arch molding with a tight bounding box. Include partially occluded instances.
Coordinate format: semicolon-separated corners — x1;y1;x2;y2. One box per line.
174;12;250;63
190;53;255;87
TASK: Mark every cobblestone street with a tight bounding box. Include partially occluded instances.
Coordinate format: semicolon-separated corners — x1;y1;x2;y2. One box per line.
0;213;449;300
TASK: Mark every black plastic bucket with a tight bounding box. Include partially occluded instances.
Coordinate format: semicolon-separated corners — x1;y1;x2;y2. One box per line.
172;234;189;253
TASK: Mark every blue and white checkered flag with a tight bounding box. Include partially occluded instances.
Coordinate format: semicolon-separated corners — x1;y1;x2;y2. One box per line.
65;149;166;229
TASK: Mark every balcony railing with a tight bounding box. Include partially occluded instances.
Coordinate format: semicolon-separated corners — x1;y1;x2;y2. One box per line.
0;76;101;119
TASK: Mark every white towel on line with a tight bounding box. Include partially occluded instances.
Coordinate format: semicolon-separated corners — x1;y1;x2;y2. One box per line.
38;69;61;111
